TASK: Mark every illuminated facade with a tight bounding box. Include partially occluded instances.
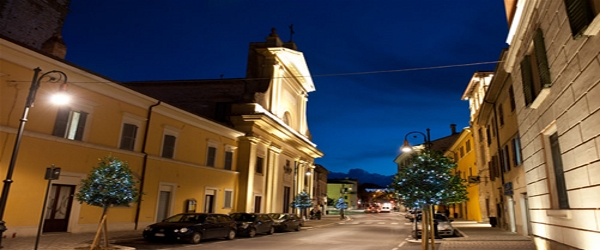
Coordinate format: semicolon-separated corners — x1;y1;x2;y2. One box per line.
327;179;358;209
502;0;600;248
0;38;244;236
444;128;483;222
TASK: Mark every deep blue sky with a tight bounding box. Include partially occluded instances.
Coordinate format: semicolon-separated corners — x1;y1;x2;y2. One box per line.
61;1;509;176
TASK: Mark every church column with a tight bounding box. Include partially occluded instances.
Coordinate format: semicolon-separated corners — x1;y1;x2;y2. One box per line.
265;144;282;212
237;136;259;212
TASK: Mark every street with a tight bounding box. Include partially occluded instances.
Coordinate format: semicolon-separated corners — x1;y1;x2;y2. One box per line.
115;213;439;250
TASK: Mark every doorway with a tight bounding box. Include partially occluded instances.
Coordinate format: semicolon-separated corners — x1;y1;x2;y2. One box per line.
43;184;75;232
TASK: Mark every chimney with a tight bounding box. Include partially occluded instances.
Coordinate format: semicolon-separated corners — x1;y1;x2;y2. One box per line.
41;33;67;59
450;124;457;135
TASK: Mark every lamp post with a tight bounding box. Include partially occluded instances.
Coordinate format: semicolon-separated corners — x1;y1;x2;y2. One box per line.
0;68;68;246
400;128;431;153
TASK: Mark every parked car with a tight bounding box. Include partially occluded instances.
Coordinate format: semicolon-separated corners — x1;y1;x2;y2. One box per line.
406;209;421;222
412;213;455;239
143;213;236;244
230;213;275;237
268;213;303;232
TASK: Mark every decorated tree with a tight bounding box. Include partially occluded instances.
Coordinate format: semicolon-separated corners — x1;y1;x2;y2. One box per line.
391;152;467;250
335;197;348;219
75;156;140;249
290;191;313;218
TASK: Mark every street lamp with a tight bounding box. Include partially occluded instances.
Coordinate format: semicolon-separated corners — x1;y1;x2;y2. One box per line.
400;128;431;153
0;68;68;246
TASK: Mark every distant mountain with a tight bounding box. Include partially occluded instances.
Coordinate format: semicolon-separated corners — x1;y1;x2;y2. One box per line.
328;169;394;187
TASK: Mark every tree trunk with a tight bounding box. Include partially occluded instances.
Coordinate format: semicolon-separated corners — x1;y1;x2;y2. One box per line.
90;206;110;249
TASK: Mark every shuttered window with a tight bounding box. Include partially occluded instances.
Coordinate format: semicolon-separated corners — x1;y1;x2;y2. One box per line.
549;133;569;209
206;146;216;167
52;107;88;141
520;28;551;107
224;151;233;170
119;123;138;151
564;0;595;38
161;135;176;158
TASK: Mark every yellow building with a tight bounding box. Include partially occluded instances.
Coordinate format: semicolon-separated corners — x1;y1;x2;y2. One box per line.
444;128;482;222
327;179;358;209
0;37;246;236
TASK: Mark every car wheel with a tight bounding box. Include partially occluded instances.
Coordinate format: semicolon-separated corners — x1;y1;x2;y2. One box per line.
225;229;236;240
188;232;201;244
268;227;274;235
248;228;256;237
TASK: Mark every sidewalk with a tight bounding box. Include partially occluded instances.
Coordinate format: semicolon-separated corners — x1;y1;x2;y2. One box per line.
438;220;536;250
0;214;345;250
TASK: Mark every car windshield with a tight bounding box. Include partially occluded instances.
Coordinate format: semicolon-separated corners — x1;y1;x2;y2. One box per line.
163;214;206;223
269;213;288;220
231;213;256;222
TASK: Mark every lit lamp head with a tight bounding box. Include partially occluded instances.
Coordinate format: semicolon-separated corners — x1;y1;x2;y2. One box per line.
50;82;70;105
305;170;311;176
401;140;413;153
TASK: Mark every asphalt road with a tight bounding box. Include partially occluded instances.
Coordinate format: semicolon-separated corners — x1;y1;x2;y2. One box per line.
117;213;440;250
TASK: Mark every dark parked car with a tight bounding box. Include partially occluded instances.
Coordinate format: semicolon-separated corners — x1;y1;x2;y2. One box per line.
268;213;303;232
143;213;236;244
230;213;275;237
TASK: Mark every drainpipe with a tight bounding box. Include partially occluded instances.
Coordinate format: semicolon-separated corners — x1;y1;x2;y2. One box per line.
134;101;161;230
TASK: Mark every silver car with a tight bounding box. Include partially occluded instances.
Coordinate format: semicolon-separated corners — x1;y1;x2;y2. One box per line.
412;213;455;239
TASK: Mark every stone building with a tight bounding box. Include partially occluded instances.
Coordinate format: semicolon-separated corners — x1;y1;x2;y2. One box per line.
502;0;600;248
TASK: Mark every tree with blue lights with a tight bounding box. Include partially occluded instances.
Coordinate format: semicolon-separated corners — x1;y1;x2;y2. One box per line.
75;155;140;249
335;197;348;219
391;152;467;250
291;191;313;218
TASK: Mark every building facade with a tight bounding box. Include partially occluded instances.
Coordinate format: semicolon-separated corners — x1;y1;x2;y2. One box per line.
444;128;483;222
502;0;600;248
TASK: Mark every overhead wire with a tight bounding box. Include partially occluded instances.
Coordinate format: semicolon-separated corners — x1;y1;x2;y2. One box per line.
7;60;502;84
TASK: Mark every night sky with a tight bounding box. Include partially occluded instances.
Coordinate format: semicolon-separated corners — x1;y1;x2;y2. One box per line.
61;1;509;176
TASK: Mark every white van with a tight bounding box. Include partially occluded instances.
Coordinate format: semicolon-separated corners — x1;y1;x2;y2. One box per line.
380;203;392;213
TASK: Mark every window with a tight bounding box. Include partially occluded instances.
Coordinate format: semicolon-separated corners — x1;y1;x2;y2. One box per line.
53;107;88;141
478;128;484;142
224;151;233;170
207;146;216;167
548;132;569;209
119;123;138;151
459;147;465;158
564;0;600;38
508;85;516;111
283;186;291;213
466;140;471;152
223;189;233;208
486;126;492;146
512;136;523;166
498;104;505;126
161;135;176;158
256;156;264;174
502;145;511;172
520;28;551;108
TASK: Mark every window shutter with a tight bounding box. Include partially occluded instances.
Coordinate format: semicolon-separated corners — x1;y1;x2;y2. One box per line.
52;107;70;137
520;55;534;105
564;0;594;38
120;123;138;150
207;147;216;166
224;151;233;170
74;111;88;141
162;135;176;158
533;28;552;88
